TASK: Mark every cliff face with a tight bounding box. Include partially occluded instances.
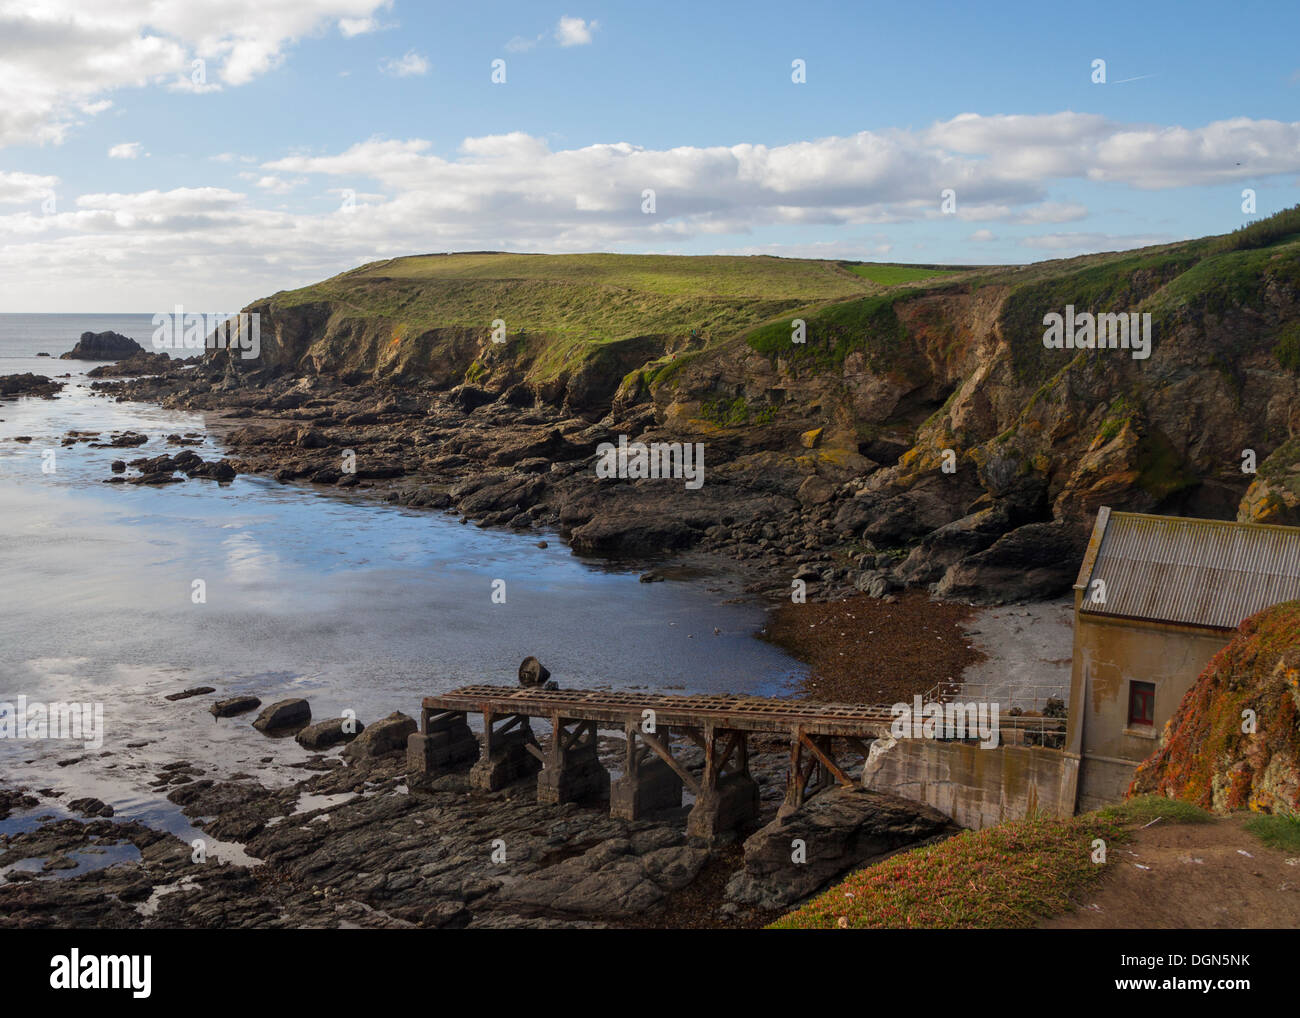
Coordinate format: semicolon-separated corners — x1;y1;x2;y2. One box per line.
211;213;1300;601
1130;601;1300;814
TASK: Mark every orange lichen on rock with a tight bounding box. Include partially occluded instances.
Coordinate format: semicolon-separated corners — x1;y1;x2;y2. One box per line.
1129;600;1300;814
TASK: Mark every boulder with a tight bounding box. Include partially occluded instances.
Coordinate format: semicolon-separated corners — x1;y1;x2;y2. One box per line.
725;787;954;911
342;711;417;761
932;519;1087;603
796;474;836;507
295;717;365;750
252;698;312;733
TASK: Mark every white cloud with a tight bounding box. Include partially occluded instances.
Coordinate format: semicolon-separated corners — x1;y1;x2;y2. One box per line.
241;174;303;194
379;50;429;77
506;34;542;53
339;16;379;37
555;16;597;46
0;0;392;148
967;229;995;242
2;112;1297;310
108;142;143;159
0;170;59;205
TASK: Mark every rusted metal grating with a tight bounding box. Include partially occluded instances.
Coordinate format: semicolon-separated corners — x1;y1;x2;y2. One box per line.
1079;510;1300;630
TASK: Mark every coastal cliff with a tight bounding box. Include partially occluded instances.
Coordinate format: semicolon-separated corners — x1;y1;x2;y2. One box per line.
106;208;1300;602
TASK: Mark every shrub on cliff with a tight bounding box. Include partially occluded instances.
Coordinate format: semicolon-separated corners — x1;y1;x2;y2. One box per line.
1130;600;1300;814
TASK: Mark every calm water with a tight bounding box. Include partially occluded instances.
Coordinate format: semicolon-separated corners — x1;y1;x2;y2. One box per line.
0;314;804;857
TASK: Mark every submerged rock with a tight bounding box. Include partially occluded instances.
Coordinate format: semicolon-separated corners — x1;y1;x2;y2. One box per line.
210;696;261;719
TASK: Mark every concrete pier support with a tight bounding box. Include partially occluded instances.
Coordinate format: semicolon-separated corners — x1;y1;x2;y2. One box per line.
469;713;543;792
684;725;760;845
538;718;609;805
611;722;683;819
407;709;480;780
686;772;760;844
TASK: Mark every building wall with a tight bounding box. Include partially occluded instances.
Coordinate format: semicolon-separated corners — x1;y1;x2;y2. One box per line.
861;736;1074;830
1064;594;1231;810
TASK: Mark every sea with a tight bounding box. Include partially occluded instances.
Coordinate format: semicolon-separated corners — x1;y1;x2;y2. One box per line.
0;313;804;863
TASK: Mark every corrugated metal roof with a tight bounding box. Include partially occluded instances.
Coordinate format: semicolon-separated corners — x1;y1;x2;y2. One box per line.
1078;510;1300;630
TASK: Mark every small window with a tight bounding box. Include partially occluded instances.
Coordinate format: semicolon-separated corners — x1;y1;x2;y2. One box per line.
1128;681;1155;727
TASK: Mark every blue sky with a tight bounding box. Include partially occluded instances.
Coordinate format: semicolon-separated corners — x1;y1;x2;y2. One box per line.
1;0;1298;310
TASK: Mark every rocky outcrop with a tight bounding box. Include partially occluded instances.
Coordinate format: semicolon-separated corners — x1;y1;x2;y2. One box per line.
0;373;63;399
1131;600;1300;813
1238;437;1300;526
724;787;955;910
87;351;176;377
60;331;143;360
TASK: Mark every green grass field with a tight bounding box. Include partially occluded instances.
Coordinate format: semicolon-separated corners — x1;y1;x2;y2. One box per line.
843;263;960;286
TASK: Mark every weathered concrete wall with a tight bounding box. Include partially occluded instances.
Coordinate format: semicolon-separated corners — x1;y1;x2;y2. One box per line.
1064;599;1231;809
861;736;1073;830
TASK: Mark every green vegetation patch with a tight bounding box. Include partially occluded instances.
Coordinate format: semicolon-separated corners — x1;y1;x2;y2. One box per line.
771;813;1125;929
1150;241;1300;316
745;293;912;374
998;250;1200;386
1209;204;1300;255
698;395;775;427
1273;322;1300;371
1243;813;1300;852
1096;794;1214;826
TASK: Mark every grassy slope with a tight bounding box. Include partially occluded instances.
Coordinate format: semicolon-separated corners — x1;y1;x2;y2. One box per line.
271;252;875;343
770;796;1210;929
257;205;1300;388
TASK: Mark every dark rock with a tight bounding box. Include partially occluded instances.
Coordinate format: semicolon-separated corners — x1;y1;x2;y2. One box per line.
0;373;63;399
295;717;364;750
106;432;148;448
452;385;497;411
60;331;144;360
932;519;1087;603
68;797;115;819
209;696;261;719
341;711;417;761
725;787;954;911
252;698;312;733
164;687;216;702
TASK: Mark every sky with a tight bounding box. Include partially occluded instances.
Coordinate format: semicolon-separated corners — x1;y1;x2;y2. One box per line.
1;0;1298;311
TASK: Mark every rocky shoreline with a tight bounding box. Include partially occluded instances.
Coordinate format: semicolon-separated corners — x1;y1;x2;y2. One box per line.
0;702;956;929
89;352;1079;606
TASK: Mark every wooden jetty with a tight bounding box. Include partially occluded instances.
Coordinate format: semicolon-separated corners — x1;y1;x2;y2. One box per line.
409;685;1062;843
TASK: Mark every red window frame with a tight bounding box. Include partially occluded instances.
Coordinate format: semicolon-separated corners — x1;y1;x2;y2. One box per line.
1128;681;1155;727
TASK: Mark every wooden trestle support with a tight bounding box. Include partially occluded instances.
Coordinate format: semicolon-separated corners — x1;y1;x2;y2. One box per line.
407;686;894;845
